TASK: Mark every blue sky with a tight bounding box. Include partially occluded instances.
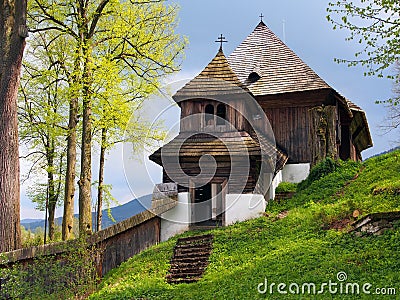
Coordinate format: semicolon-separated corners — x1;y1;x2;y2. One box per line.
20;0;398;219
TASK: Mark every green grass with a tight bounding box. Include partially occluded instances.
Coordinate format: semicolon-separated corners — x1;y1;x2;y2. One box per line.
90;150;400;299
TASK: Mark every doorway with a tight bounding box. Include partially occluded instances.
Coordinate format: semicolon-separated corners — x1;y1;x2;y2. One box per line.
191;181;225;227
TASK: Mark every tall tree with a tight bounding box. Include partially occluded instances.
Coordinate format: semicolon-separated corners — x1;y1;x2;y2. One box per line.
0;0;28;252
92;97;165;231
62;49;81;240
28;0;186;236
19;31;69;241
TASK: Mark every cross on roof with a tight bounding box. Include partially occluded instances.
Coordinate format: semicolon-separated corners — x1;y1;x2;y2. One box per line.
215;34;227;51
259;13;264;22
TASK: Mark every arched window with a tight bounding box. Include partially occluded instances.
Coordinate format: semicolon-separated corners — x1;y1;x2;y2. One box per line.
216;104;226;125
205;104;214;125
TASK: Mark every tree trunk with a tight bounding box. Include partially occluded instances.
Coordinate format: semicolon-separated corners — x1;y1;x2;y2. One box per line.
0;0;27;252
62;96;78;240
47;146;57;241
78;97;92;236
47;190;56;241
78;51;93;237
96;128;107;232
309;105;338;166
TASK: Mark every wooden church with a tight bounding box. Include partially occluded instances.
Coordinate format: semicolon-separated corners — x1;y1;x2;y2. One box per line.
150;20;372;241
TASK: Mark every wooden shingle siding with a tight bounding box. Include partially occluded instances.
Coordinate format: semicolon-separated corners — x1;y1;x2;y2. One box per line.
226;21;372;158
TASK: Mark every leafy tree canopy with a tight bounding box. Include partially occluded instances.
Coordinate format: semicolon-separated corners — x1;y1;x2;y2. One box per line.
327;0;400;81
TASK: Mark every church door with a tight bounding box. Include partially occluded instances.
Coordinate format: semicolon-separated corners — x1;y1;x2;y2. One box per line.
191;181;225;227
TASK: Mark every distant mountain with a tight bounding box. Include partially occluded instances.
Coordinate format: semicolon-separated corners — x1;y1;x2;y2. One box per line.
366;146;400;160
21;218;44;224
21;194;152;232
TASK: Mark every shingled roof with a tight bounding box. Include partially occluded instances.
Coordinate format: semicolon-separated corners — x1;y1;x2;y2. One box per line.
149;132;288;173
173;49;249;101
347;99;373;151
227;21;372;153
227;21;331;95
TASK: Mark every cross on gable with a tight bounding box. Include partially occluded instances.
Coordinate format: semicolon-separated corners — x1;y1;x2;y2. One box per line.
259;13;264;22
215;34;227;51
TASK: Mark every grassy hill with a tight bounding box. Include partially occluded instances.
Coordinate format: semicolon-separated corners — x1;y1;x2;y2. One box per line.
89;150;400;300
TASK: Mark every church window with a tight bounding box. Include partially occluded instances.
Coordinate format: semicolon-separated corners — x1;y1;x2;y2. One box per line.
216;104;226;125
205;104;214;125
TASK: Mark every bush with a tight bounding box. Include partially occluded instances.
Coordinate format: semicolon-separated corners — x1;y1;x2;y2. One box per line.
0;239;100;299
297;157;339;191
275;182;297;193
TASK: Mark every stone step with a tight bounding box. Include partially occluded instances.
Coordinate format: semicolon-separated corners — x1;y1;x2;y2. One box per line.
173;250;211;258
174;245;212;254
167;277;201;284
167;269;205;276
176;234;213;244
169;265;207;273
170;257;210;265
166;273;204;281
174;242;212;250
169;261;209;269
172;251;211;259
166;234;214;284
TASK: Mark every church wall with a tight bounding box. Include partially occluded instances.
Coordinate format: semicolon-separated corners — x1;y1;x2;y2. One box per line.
160;193;190;242
263;105;313;163
159;192;266;241
308;105;339;165
281;163;310;183
266;163;310;201
266;171;281;200
225;194;266;225
259;92;343;165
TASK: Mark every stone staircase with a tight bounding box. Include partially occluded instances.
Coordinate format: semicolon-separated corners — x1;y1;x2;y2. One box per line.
166;234;213;284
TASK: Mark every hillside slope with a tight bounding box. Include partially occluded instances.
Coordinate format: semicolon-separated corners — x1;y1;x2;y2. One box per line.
90;150;400;300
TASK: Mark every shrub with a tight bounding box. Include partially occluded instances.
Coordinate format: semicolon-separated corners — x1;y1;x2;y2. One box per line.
297;157;339;191
275;182;297;193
